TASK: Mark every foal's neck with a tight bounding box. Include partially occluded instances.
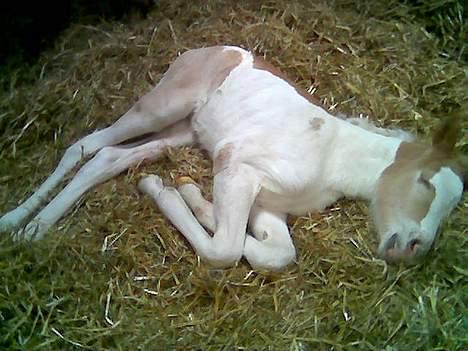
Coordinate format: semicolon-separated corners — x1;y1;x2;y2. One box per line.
328;118;403;200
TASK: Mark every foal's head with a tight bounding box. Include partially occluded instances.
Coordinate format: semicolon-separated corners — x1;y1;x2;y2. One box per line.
372;117;465;265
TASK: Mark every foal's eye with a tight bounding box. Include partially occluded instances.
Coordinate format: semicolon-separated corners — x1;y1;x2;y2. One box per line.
418;175;432;189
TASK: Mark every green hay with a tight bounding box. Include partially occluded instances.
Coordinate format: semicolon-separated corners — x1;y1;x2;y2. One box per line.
0;0;466;350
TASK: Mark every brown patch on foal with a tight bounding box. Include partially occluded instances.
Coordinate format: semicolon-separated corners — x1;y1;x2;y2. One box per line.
253;56;323;107
396;141;462;178
213;143;235;175
213;50;243;89
134;46;242;120
309;117;325;131
376;141;454;229
166;46;243;91
376;111;465;234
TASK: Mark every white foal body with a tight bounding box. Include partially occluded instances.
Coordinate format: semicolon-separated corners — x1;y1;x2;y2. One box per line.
0;46;464;270
193;48;401;214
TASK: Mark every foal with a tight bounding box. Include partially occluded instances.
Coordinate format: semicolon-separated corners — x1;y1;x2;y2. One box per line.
0;46;464;270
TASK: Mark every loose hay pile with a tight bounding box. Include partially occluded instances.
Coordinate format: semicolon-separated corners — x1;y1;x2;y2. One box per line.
0;0;466;350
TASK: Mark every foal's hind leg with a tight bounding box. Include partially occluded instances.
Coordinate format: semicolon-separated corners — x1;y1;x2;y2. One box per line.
177;180;296;271
0;75;196;232
1;46;242;234
17;120;193;240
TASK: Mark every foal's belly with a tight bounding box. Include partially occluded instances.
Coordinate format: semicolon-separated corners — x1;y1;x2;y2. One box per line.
256;185;342;216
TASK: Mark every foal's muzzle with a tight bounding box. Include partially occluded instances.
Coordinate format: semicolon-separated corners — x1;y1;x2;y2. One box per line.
378;232;427;265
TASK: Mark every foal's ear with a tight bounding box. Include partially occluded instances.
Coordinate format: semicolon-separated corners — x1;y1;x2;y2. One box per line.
432;114;460;154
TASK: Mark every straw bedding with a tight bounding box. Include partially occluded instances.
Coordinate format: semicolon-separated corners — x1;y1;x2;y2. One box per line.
0;0;466;350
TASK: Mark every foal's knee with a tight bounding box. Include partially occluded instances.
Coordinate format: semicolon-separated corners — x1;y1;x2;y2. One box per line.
94;146;122;164
263;246;296;271
246;237;296;272
60;143;83;169
277;245;296;268
204;253;241;269
202;238;244;269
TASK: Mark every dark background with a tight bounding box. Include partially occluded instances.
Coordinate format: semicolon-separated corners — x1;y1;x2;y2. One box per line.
0;1;465;71
0;0;154;68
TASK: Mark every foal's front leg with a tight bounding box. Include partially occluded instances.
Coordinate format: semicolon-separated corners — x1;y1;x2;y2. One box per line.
176;178;216;232
177;180;296;271
138;165;262;268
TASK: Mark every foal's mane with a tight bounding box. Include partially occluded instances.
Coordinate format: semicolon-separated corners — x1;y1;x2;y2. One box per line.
338;113;415;142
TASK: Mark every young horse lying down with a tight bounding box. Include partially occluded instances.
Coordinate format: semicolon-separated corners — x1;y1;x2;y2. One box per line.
0;46;464;270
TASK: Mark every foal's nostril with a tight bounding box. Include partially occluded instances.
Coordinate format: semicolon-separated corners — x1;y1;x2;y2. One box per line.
380;233;400;263
380;234;424;264
384;233;399;252
407;238;421;254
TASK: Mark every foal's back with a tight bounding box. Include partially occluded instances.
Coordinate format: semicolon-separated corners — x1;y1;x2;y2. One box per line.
192;46;334;153
189;47;338;197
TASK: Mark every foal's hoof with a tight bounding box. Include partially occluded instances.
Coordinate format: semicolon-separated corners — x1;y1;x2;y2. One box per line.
138;175;164;194
175;176;197;187
12;220;49;241
0;208;29;232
